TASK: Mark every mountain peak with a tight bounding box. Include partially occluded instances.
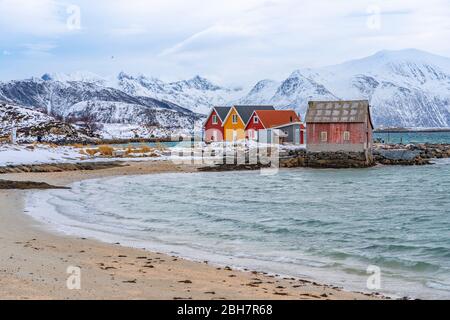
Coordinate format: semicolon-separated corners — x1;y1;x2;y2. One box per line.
117;71;134;81
182;75;222;91
41;71;105;83
288;70;306;79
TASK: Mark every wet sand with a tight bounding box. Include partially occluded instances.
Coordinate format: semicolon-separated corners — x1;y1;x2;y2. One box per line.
0;160;379;300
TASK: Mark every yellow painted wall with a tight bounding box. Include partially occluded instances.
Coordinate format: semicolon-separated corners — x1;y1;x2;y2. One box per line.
223;107;246;141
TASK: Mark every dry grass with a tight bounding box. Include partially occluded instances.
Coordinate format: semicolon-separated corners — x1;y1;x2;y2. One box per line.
140;145;152;153
70;143;85;149
0;137;10;144
85;148;98;156
98;145;114;156
125;147;134;156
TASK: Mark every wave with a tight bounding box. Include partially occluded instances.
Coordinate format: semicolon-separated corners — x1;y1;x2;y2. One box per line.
24;167;450;299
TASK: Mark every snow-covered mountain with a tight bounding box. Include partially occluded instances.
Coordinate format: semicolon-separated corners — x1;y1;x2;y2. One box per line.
239;49;450;127
116;72;243;114
1;49;449;129
0;102;94;143
0;76;202;134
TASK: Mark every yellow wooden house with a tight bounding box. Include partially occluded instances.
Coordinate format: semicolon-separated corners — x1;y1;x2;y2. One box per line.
222;105;275;142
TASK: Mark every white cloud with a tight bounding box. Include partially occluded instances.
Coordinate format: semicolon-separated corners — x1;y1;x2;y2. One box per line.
0;0;69;36
0;0;449;84
22;43;57;57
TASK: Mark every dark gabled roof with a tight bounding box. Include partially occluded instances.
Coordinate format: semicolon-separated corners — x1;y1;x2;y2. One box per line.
306;100;372;126
213;106;232;122
233;105;275;124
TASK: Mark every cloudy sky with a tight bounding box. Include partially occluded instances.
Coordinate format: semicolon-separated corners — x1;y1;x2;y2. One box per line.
0;0;449;86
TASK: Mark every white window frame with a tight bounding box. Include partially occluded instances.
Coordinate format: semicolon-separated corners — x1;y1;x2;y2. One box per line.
212;115;218;124
343;131;350;141
320;131;328;142
253;116;259;124
232;114;238;124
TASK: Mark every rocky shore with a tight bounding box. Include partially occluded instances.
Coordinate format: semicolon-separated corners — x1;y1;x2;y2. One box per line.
200;143;450;171
373;143;450;165
0;161;124;174
0;180;69;190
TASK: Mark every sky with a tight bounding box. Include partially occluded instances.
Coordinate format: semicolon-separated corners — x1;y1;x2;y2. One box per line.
0;0;449;86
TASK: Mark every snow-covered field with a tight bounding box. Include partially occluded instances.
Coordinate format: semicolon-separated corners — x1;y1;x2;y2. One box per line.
0;144;167;166
0;144;84;166
0;141;304;167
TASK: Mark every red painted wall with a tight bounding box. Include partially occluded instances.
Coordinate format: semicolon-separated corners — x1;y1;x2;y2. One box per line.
307;123;368;145
245;116;265;138
204;110;224;142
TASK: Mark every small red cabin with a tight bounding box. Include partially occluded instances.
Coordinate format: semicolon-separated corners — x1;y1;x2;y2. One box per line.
306;100;373;153
245;110;305;144
203;106;231;142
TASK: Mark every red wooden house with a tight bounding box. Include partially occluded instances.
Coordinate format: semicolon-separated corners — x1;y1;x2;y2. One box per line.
245;110;305;144
305;100;373;153
203;106;231;142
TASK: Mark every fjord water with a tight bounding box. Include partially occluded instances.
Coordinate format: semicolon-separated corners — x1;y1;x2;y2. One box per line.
373;131;450;144
27;160;450;299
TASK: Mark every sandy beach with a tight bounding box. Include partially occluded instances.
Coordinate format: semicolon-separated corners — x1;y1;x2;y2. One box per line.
0;161;379;300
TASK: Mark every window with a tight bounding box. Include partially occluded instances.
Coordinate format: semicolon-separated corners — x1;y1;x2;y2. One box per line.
248;130;258;140
212;115;218;124
232;114;238;124
253;116;259;124
320;131;328;142
343;131;350;141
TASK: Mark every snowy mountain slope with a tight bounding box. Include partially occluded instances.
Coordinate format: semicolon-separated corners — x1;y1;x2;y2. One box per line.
117;72;243;114
239;49;450;127
0;76;202;133
238;80;280;105
268;71;338;115
64;100;196;129
1;49;449;129
0;102;94;143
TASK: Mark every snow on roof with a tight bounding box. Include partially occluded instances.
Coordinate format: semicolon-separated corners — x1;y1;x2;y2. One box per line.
306;100;371;124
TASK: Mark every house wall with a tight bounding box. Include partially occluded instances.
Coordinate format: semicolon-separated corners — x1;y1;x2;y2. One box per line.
307;122;370;152
275;124;303;144
245;116;265;140
223;108;246;141
204;110;224;142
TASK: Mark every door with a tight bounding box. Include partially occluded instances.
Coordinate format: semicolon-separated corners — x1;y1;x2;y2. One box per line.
294;128;300;145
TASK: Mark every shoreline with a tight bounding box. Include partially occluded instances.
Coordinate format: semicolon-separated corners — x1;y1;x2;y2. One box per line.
0;161;380;300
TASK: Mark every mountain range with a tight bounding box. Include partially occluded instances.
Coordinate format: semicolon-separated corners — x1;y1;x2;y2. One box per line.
1;48;449;134
239;49;450;128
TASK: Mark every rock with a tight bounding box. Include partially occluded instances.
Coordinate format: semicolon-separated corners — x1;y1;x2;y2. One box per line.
0;162;124;174
0;180;69;190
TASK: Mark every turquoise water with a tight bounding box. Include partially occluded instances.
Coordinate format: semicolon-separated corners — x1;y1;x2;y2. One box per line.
374;131;450;144
103;132;450;147
26;160;450;299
